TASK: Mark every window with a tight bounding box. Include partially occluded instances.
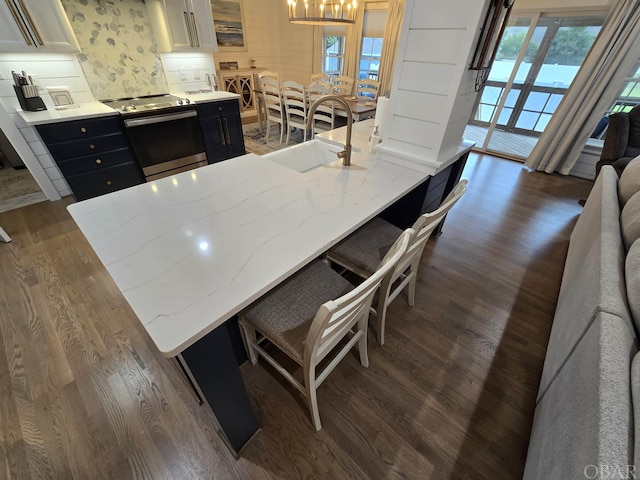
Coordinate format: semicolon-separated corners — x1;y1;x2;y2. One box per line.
322;24;347;78
316;1;389;81
323;34;345;77
607;61;640;114
464;14;604;158
358;5;387;80
359;37;383;80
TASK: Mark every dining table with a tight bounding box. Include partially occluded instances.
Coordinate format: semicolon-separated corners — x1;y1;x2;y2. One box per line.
335;96;377;121
253;87;377;131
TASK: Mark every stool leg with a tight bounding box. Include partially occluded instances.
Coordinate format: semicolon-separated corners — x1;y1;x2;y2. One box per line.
0;226;11;243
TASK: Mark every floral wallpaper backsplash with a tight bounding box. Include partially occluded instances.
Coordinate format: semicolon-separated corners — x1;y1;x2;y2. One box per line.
61;0;168;100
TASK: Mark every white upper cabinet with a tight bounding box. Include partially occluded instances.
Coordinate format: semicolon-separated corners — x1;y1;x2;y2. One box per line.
0;0;80;53
148;0;218;52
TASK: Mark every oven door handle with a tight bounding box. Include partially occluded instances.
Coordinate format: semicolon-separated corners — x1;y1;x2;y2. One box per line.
124;110;197;127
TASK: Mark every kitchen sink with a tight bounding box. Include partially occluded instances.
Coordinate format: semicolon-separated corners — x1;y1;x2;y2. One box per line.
263;139;360;173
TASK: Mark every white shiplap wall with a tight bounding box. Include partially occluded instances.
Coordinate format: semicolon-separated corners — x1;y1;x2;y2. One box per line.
274;2;314;85
377;0;488;173
210;0;313;85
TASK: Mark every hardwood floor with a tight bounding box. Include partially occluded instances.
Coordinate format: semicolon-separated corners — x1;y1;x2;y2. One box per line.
0;153;593;479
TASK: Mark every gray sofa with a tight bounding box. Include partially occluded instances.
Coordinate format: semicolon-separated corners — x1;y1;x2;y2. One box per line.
523;162;640;479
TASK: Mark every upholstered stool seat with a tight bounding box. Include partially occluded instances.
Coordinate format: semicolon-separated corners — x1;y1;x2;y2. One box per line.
329;217;402;277
242;260;353;362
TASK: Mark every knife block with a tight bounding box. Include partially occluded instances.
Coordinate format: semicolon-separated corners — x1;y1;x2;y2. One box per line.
13;85;47;112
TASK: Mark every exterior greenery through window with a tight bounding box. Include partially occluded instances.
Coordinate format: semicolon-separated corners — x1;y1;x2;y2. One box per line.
323;35;345;78
608;62;640;114
471;16;603;137
496;26;597;65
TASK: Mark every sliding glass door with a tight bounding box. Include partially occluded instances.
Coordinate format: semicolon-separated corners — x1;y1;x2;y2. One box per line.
465;14;605;160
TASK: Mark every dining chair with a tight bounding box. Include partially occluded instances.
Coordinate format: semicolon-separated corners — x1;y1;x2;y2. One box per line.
238;230;412;430
307;83;335;137
326;179;468;345
281;80;308;145
260;76;286;144
310;72;331;88
258;70;279;81
356;79;381;101
333;76;354;96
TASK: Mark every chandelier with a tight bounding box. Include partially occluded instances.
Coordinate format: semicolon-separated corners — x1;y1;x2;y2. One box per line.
287;0;358;25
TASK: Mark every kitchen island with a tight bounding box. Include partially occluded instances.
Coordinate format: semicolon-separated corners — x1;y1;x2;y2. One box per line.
67;118;472;453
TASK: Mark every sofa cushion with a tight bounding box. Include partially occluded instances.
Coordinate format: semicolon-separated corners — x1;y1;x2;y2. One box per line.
538;166;632;401
524;312;636;480
627;239;640;330
619;154;640;205
621;191;640;251
561;166;620;300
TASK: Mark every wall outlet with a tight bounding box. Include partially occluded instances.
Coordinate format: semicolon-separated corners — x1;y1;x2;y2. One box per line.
193;67;200;80
179;68;187;81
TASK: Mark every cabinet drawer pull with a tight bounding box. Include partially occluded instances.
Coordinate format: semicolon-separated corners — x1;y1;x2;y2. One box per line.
223;118;231;145
106;180;112;186
89;144;95;149
81;127;87;133
95;159;102;165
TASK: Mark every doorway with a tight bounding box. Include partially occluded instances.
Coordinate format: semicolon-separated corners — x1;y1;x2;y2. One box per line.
0;128;46;213
464;13;605;160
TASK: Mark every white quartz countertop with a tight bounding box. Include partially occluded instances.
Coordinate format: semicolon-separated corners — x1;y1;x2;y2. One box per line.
17;101;119;125
17;93;240;126
178;90;239;104
67;120;432;357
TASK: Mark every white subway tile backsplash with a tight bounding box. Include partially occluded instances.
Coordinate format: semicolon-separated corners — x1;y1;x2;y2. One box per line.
27;141;47;157
18;126;38;143
36;154;56;170
51;178;71;196
44;165;64;182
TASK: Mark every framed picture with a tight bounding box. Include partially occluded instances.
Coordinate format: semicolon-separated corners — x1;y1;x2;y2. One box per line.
211;0;248;52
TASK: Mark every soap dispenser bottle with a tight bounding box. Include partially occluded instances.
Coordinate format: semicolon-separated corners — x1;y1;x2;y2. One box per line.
369;125;381;152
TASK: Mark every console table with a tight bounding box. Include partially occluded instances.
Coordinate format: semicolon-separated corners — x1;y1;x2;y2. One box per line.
217;68;264;118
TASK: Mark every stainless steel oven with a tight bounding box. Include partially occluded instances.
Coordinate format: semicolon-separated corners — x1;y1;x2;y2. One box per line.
102;95;207;181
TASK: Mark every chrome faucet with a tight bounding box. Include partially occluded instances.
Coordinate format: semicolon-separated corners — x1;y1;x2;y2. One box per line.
306;95;353;166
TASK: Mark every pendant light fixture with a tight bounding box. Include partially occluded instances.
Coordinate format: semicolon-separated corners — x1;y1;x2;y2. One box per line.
287;0;358;25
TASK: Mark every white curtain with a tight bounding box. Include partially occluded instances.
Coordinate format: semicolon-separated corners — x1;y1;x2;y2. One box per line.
378;0;405;97
525;1;640;174
343;8;364;80
312;25;323;74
